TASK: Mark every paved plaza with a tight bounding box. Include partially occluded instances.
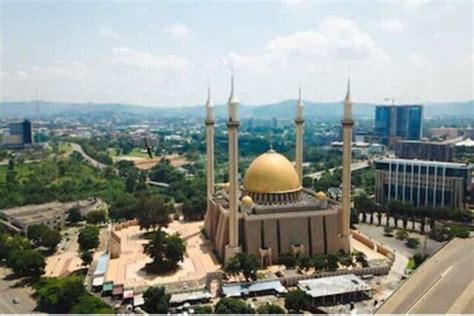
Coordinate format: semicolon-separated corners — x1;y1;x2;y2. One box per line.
105;221;220;290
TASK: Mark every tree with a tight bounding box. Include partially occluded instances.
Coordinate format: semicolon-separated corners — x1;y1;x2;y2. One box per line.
86;209;108;225
70;295;114;314
284;290;309;313
412;253;426;269
383;226;394;236
405;237;420;249
257;303;285;314
109;193;138;221
34;276;87;313
354;193;375;223
298;256;313;273
27;225;62;252
67;207;83;223
396;229;409;240
278;252;297;269
312;254;326;272
337;250;354;268
353;250;369;267
448;225;470;239
7;249;45;278
142;287;170;314
143;231;186;273
223;252;258;281
0;234;31;260
41;229;62;252
194;305;213;314
80;251;93;267
136;195;172;231
78;225;100;252
214;298;255;314
324;254;339;271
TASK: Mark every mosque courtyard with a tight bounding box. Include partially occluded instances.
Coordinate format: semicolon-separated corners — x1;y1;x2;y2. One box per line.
104;220;221;291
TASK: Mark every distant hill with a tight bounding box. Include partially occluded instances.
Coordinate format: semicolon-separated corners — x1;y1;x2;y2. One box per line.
1;100;472;119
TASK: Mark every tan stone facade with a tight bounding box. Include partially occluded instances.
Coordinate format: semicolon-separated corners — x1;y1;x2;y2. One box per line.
204;189;344;263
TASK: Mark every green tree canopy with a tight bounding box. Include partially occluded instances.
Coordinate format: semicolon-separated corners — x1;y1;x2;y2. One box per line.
7;249;45;278
257;303;286;314
284;290;309;313
86;209;108;225
70;295;114;314
214;298;256;314
143;231;186;273
142;286;170;314
136;194;172;231
78;225;100;252
223;252;258;281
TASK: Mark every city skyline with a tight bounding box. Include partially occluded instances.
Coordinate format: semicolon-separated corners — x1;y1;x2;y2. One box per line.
1;1;472;106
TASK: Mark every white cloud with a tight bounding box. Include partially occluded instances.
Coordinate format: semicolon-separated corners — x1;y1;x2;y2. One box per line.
380;18;404;32
164;23;190;40
409;53;431;68
226;17;389;73
109;47;189;70
98;26;120;40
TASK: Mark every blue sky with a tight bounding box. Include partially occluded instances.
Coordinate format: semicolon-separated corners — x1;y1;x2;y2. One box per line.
1;0;472;106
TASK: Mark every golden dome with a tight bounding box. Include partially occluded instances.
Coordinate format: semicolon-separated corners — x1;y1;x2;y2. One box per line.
315;191;327;201
241;195;254;207
243;151;301;194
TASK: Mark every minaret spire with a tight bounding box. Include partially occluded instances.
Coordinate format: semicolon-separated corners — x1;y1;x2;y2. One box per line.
294;85;305;185
339;72;354;254
204;86;216;234
225;67;241;261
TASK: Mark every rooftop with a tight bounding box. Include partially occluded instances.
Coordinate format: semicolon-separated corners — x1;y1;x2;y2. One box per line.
297;274;371;298
222;279;287;298
375;158;470;168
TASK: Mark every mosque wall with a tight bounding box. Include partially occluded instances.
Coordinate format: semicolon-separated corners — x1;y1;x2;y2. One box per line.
279;217;310;257
243;220;261;257
325;213;340;253
262;219;279;261
310;216;325;255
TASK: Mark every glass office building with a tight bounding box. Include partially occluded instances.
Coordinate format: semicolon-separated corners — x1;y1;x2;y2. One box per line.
375;105;423;145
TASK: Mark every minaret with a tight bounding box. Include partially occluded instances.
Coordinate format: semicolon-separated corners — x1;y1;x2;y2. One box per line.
339;75;353;253
225;72;241;261
205;87;215;210
295;86;304;184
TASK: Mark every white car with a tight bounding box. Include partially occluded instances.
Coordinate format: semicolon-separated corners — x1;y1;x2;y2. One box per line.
12;298;20;304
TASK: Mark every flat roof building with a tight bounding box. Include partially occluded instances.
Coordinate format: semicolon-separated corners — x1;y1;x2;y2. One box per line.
0;198;105;234
395;140;454;162
297;274;372;306
375;158;472;209
221;279;287;298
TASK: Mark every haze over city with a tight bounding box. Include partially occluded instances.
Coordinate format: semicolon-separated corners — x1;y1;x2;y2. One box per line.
1;1;472;106
0;1;473;315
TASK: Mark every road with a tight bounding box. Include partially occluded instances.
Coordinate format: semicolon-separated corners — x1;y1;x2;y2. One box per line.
70;143;107;170
0;269;37;314
306;160;370;180
376;238;474;314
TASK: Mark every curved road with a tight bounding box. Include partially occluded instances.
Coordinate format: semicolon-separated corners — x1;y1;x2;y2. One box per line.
70;143;107;170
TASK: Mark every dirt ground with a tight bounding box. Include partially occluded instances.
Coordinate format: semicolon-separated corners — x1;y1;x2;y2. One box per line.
113;154;189;170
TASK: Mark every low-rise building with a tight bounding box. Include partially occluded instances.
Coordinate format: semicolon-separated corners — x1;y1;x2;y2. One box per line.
297;274;372;306
395;140;454;162
0;198;106;233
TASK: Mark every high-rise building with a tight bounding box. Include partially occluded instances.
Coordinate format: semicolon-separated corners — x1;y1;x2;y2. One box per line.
396;140;454;162
375;105;423;146
2;119;33;148
375;158;472;210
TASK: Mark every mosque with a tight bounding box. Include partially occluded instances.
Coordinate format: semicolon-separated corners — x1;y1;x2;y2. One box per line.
204;76;354;264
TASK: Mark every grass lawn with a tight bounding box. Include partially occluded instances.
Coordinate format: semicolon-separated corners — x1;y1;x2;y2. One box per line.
109;147;149;159
406;257;416;271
